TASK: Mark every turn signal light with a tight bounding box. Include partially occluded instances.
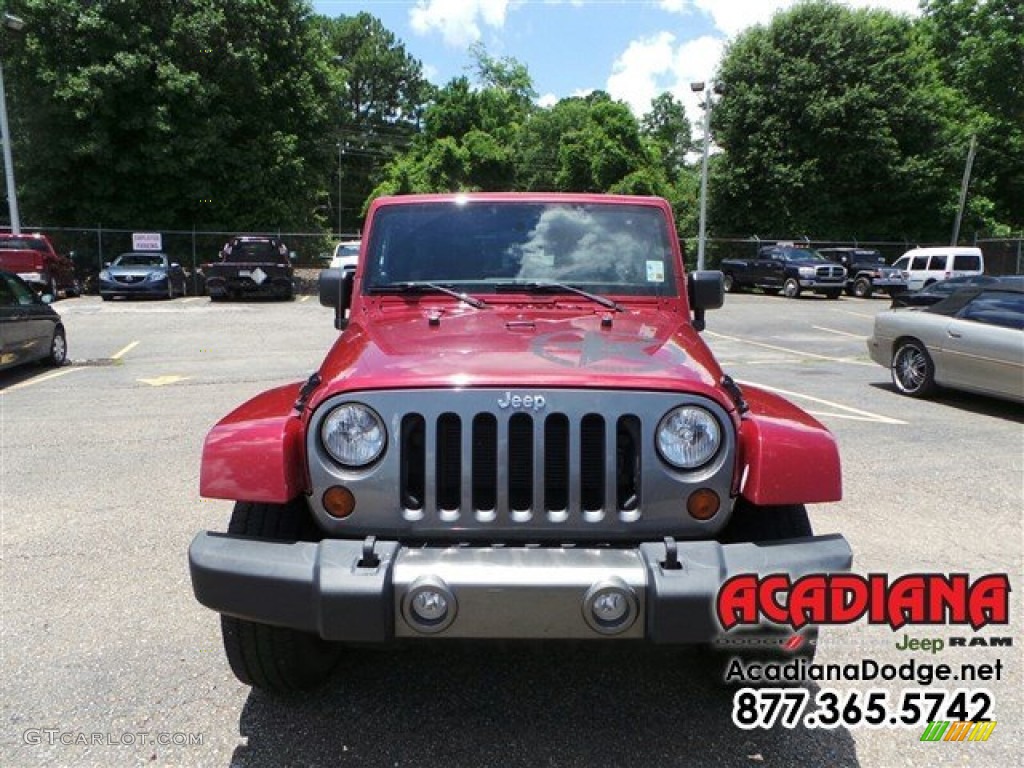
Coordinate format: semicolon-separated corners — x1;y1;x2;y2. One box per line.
323;486;356;519
687;488;720;521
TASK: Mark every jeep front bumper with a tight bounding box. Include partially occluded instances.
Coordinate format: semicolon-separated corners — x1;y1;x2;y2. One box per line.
189;533;852;643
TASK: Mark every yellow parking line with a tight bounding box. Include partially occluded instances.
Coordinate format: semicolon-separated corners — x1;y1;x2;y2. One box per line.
111;341;140;359
3;367;83;392
181;297;203;304
299;295;312;303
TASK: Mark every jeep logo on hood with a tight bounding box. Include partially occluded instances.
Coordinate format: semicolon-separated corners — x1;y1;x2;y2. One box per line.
497;392;547;411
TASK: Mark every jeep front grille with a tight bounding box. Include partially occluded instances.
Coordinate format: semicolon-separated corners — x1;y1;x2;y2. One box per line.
307;389;737;540
397;411;641;521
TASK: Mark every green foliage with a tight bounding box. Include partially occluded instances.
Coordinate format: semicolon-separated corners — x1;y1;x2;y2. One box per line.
711;0;965;241
315;12;430;232
920;0;1023;234
6;0;339;231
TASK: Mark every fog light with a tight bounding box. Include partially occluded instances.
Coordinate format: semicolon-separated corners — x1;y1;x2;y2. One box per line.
583;577;638;635
687;488;720;521
323;486;356;518
402;576;457;634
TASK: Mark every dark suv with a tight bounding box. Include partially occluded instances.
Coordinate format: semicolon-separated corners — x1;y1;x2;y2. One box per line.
204;236;295;301
817;248;907;299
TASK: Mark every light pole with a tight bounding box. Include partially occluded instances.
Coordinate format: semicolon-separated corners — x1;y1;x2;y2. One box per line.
336;141;344;238
0;12;25;234
690;80;721;272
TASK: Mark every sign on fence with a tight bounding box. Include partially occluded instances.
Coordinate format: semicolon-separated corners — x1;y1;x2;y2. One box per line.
132;232;163;251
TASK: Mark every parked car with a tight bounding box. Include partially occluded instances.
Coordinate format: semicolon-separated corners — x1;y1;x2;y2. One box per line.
891;246;984;291
720;244;846;298
816;247;907;298
328;240;361;270
98;252;188;300
0;233;78;299
867;280;1024;402
0;270;68;371
204;235;295;300
889;274;1002;308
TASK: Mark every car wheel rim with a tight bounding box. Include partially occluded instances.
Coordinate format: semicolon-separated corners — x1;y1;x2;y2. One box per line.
52;334;66;363
894;346;925;392
784;282;797;298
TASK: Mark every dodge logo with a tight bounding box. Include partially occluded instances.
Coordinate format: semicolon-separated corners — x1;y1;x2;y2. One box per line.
497;391;547;411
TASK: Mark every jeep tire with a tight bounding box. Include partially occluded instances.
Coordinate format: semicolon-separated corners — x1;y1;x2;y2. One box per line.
219;500;343;693
782;278;801;299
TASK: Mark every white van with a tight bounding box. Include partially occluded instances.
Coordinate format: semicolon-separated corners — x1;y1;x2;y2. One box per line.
892;246;984;291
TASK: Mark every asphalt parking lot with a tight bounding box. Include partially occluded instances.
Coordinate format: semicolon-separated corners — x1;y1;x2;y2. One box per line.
2;292;1021;768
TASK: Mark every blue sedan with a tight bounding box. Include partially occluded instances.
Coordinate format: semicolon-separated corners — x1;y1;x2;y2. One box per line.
99;252;187;300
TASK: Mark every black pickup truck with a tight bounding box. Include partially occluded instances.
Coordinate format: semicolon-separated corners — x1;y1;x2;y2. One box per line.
720;245;846;299
204;235;295;301
816;247;907;299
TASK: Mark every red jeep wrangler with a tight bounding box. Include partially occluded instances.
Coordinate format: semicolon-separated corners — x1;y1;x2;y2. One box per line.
189;193;852;692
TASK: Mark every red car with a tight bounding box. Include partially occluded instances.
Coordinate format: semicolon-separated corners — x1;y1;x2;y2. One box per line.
0;233;78;299
189;194;852;692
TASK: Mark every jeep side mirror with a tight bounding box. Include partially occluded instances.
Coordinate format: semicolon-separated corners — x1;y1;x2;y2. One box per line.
688;270;724;332
319;266;354;330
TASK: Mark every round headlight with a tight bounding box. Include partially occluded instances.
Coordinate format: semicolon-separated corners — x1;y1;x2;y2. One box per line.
656;406;721;469
320;403;386;467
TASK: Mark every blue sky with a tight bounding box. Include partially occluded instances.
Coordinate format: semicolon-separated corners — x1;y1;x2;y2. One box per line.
311;1;922;123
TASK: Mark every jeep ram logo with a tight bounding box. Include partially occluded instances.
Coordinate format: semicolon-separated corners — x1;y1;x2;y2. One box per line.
497;392;546;411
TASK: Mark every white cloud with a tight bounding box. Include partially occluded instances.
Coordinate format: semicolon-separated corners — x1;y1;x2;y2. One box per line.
537;92;559;108
409;0;512;48
606;32;723;119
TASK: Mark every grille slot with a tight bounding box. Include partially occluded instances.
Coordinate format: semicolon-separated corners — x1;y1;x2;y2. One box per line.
398;410;650;523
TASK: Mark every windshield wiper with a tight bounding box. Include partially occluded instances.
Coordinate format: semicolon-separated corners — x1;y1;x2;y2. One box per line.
368;281;488;309
492;281;624;312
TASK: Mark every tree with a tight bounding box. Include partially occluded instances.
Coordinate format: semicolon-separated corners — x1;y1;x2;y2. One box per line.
711;1;964;241
315;12;431;232
6;0;338;231
921;0;1023;234
641;92;693;179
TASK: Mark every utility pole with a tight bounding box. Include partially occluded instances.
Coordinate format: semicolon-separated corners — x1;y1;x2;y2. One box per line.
951;134;977;246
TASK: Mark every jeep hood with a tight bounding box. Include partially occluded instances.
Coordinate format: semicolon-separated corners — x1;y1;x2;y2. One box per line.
312;305;730;410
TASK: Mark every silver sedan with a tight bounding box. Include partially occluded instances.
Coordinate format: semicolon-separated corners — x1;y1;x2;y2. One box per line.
867;279;1024;402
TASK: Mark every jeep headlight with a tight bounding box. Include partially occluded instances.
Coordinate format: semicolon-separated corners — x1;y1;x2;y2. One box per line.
656;406;721;469
320;403;386;467
798;266;816;278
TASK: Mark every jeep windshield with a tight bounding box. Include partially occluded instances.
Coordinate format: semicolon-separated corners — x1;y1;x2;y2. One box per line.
362;201;678;298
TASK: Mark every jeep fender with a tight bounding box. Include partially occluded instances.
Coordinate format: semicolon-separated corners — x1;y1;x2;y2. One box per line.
736;386;842;506
200;383;307;502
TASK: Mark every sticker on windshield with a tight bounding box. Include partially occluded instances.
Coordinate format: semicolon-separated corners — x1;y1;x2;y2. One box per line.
646;261;665;282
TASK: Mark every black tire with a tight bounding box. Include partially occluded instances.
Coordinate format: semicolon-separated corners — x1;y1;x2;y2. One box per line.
101;294;112;301
43;327;67;367
891;339;936;398
47;277;59;300
723;273;738;293
703;501;818;685
219;500;342;693
824;289;842;300
782;278;801;299
852;277;873;299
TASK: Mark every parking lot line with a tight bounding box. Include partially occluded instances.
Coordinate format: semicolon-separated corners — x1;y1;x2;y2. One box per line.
738;379;907;425
706;331;875;366
2;367;83;392
812;325;865;339
111;341;140;359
